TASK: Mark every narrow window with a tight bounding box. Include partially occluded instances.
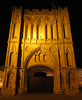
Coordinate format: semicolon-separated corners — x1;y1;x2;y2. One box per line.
31;25;33;39
39;53;41;62
60;75;62;88
58;49;61;67
51;25;53;39
45;25;47;39
43;55;46;62
7;73;13;88
66;52;69;66
37;25;39;39
63;16;65;38
9;52;13;66
7;73;10;88
25;25;28;39
56;19;59;39
39;52;43;62
68;72;71;88
35;55;37;62
63;24;65;38
12;24;16;38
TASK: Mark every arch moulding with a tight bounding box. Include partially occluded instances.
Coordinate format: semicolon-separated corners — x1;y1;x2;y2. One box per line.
24;46;58;70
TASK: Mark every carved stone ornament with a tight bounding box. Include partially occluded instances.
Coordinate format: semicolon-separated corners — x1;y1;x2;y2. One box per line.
66;44;72;54
46;16;54;23
13;12;21;23
25;46;33;52
25;16;35;23
38;16;44;25
49;46;57;52
11;44;16;53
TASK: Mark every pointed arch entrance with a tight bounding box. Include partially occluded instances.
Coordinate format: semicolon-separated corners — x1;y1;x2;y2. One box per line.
27;65;54;93
22;46;60;94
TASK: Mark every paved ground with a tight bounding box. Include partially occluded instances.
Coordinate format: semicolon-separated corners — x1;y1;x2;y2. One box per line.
0;93;82;100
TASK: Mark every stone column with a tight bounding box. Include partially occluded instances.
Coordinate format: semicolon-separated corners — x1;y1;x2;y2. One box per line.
53;21;57;39
69;43;76;67
39;53;43;62
53;69;61;94
33;24;37;39
64;15;72;40
64;17;69;38
47;24;51;39
74;69;79;93
39;24;45;39
43;24;45;39
62;69;68;93
24;70;28;93
18;69;24;94
58;18;63;39
23;25;25;39
27;24;31;39
59;44;66;67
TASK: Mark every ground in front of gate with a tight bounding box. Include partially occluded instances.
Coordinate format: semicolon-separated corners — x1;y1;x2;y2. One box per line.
0;93;82;100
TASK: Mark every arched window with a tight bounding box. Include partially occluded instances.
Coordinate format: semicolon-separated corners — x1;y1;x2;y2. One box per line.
68;72;71;88
43;55;46;62
66;52;69;67
35;54;38;62
60;75;62;89
35;52;46;62
58;49;61;67
9;52;13;66
7;73;13;88
68;72;74;89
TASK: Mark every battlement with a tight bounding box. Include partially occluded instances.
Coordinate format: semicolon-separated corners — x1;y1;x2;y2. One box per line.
24;9;55;15
12;6;68;15
24;7;68;15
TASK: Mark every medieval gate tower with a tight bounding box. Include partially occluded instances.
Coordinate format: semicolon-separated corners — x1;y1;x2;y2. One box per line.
2;6;79;95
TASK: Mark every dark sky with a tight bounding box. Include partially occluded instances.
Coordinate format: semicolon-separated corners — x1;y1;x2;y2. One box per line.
0;0;82;68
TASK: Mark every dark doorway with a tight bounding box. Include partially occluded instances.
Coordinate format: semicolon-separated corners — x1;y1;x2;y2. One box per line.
34;72;46;76
28;71;53;93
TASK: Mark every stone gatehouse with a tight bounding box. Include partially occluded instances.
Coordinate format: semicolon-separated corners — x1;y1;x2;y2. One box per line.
2;7;79;95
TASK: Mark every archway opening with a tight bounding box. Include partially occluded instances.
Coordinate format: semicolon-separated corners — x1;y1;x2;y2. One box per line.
28;65;53;93
34;72;46;77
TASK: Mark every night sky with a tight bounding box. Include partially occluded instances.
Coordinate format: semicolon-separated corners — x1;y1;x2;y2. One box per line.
0;0;82;68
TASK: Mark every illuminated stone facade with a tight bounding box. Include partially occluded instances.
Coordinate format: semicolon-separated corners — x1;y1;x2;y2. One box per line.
77;69;82;87
0;66;4;89
2;7;79;95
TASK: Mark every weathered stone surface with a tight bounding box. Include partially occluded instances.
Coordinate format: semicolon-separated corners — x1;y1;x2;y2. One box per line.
1;7;79;95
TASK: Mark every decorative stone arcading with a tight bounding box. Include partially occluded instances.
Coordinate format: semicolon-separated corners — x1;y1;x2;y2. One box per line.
2;7;79;95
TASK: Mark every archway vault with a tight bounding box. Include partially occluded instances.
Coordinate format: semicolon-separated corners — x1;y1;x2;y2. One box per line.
24;46;58;70
28;65;53;77
27;65;54;93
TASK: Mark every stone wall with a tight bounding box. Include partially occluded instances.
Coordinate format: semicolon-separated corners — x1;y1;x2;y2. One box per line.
1;7;79;95
77;68;82;87
0;66;4;89
0;67;82;88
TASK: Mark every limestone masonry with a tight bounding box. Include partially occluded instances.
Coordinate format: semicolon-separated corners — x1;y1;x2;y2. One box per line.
1;7;79;95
